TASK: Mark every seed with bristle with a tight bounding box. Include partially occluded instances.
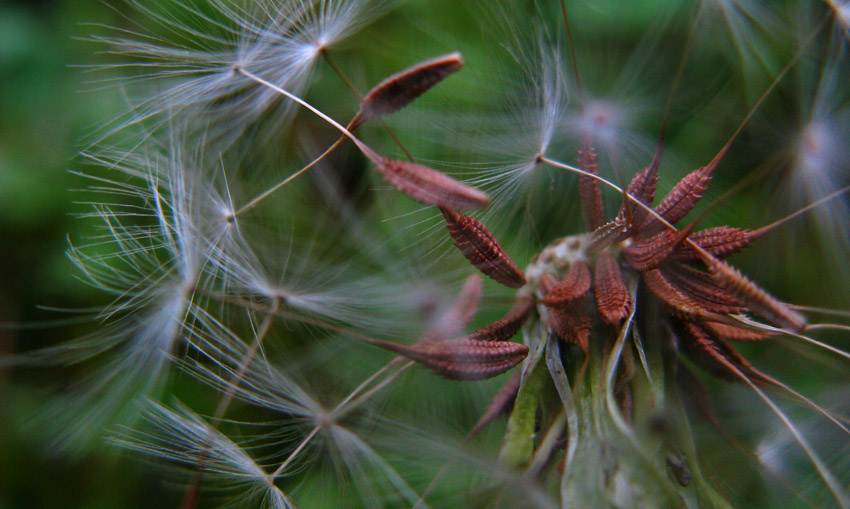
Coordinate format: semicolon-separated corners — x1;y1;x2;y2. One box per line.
678;321;773;385
593;252;631;324
441;208;526;288
699;252;806;332
577;139;606;231
614;165;659;240
622;223;695;271
467;370;522;439
540;260;591;306
642;165;714;236
642;269;727;322
704;321;773;342
372;337;529;381
675;226;761;262
467;296;533;342
352;53;464;129
371;157;489;210
663;264;746;314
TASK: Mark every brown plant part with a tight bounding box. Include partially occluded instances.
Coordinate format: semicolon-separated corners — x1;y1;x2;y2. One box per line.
372;337;529;381
663;264;747;314
675;226;767;262
466;370;522;440
593;252;631;324
441;208;526;288
577;138;606;231
642;269;728;322
422;274;482;343
678;321;773;385
467;296;533;342
622;222;695;271
614;164;660;240
351;53;464;130
641;164;715;237
704;321;773;342
370;156;490;210
540;260;592;306
698;251;806;332
540;273;592;351
589;218;628;252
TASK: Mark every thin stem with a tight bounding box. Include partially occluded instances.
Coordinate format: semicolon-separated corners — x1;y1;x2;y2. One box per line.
235;66;371;154
180;299;280;509
212;299;281;422
230;135;346;219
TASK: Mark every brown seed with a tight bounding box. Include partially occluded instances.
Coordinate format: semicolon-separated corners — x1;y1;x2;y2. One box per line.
577;137;606;231
663;264;746;314
641;165;714;236
372;337;529;381
540;273;591;351
642;269;727;322
422;274;482;343
699;252;807;332
468;296;533;342
540;260;592;306
353;53;464;129
622;223;695;272
593;252;631;324
614;165;659;240
675;226;760;262
704;321;773;342
589;218;628;252
466;369;522;440
547;303;592;352
441;208;526;288
679;321;773;385
372;157;489;210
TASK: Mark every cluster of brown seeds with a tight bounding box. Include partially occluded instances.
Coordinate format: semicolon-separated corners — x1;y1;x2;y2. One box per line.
349;51;804;394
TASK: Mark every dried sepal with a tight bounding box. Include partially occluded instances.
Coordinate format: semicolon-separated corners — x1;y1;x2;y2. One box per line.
352;52;464;129
540;261;592;306
698;251;806;332
678;321;773;385
467;369;522;439
622;223;694;272
642;165;714;236
441;208;526;288
577;138;606;231
371;157;489;210
540;273;591;351
468;296;533;342
594;252;631;324
372;337;528;381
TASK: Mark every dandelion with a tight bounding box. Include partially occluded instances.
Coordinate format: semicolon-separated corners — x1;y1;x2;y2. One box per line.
10;0;850;507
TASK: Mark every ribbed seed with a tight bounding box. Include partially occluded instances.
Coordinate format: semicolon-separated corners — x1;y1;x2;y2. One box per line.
353;53;464;129
442;208;526;288
467;296;533;342
594;252;631;324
